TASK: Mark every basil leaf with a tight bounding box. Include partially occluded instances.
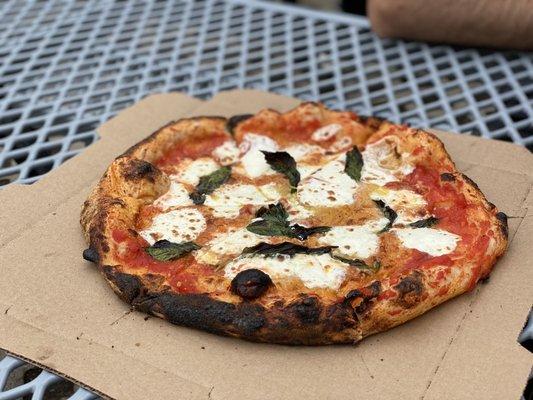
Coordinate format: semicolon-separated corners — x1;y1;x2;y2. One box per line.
146;240;200;261
261;151;300;192
333;256;381;273
409;216;439;228
344;146;364;182
246;219;293;237
242;242;337;257
289;224;331;240
246;203;330;240
255;203;289;225
332;255;368;267
190;166;232;205
374;200;397;232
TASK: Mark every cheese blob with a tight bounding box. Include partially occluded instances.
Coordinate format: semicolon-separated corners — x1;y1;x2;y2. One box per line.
212;140;240;165
139;208;206;245
311;123;342;141
284;143;325;161
204;183;281;218
195;228;264;265
362;139;414;185
154;179;193;210
394;228;460;256
318;217;389;259
224;253;348;290
297;155;357;207
174;157;219;186
371;187;429;225
238;133;279;178
329;135;352;153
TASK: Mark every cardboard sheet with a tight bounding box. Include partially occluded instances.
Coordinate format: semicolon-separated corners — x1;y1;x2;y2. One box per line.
0;90;531;399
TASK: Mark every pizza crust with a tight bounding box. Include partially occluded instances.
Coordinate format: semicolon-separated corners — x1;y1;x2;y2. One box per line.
81;103;508;345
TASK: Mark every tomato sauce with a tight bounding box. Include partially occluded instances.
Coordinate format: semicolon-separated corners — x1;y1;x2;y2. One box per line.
111;229;216;294
156;132;228;168
388;166;491;289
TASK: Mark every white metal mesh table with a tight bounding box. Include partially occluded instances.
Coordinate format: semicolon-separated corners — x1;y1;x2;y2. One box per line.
0;0;531;398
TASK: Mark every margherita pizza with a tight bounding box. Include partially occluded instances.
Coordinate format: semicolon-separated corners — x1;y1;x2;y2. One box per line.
80;103;508;344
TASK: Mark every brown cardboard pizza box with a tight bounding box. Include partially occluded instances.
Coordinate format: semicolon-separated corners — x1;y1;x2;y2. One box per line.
0;90;531;400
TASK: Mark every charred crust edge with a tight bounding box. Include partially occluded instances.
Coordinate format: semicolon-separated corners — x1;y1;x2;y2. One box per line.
100;265;359;344
82;247;99;263
226;114;253;135
460;173;481;192
495;211;509;238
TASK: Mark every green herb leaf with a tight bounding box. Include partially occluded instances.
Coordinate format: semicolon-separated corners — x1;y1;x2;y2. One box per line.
333;256;381;273
344;146;364;182
255;203;289;225
332;255;368;267
290;224;331;240
246;203;330;240
374;200;397;232
189;166;232;205
409;216;439;228
242;242;337;257
145;240;200;261
261;151;300;192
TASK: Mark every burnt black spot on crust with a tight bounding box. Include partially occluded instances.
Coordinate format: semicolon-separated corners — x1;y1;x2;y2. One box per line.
495;211;509;238
324;303;357;331
135;292;266;337
230;269;272;300
89;223;109;254
103;267;142;303
344;281;381;318
226;114;253;135
440;172;455;182
122;159;158;183
289;296;321;325
82;247;99;263
394;272;424;308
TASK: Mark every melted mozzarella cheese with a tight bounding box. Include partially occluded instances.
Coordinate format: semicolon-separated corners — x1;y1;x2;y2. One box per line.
204;183;281;218
212;140;240;165
318;217;389;259
154;179;192;210
225;253;347;290
238;133;279;178
394;228;460;256
284;143;324;161
285;195;313;222
371;187;428;225
195;228;263;265
362;139;414;185
312;123;342;141
329;135;352;153
297;156;357;207
297;163;323;179
139;208;206;245
174;157;219;186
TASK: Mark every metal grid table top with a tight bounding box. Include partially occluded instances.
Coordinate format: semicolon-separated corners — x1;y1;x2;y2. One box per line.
0;0;532;186
0;0;531;399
